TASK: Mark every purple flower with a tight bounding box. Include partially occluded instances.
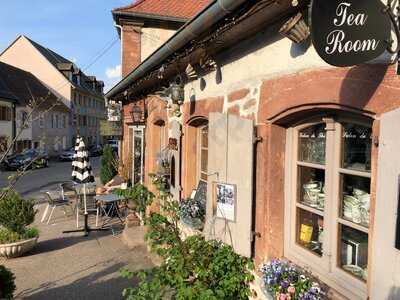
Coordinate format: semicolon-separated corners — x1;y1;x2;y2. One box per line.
281;280;289;289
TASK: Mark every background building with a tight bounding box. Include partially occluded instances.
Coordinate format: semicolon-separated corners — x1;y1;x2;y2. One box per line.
0;61;69;156
0;35;106;147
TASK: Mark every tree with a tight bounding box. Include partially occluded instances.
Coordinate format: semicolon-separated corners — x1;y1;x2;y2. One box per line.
100;145;117;184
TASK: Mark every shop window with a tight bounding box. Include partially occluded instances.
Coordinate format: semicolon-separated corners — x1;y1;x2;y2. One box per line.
285;117;371;297
198;125;208;183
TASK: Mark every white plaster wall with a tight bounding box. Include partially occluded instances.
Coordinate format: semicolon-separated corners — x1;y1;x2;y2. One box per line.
31;109;70;155
371;108;400;300
0;99;12;141
185;34;328;104
184;28;394;125
0;36;72;107
141;28;175;62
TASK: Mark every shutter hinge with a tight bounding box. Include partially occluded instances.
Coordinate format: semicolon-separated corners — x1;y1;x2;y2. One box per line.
254;137;263;144
251;231;261;241
373;136;379;147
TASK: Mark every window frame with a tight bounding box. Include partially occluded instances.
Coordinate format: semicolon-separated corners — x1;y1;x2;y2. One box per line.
197;124;208;184
284;116;372;299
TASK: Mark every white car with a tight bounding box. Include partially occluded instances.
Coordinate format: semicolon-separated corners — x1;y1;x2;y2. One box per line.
59;148;75;161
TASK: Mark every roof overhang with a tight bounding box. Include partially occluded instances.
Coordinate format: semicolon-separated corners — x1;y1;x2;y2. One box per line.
107;0;308;101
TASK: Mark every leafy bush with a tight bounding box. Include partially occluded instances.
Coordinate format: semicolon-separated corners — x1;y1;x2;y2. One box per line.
100;145;117;184
114;184;154;216
260;259;328;300
0;189;36;235
0;265;16;299
0;227;39;244
121;196;254;300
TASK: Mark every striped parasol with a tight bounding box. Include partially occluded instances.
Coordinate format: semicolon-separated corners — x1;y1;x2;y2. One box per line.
70;136;94;236
72;136;94;184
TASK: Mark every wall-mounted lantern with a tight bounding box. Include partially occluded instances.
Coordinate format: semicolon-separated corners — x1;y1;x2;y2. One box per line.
279;12;310;44
170;76;184;105
130;103;144;125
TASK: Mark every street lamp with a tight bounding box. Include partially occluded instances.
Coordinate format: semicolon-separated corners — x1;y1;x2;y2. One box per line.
130;103;144;125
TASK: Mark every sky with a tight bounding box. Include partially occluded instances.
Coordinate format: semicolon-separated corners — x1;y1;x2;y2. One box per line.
0;0;131;92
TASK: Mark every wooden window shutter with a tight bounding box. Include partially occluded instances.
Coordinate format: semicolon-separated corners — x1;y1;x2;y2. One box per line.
204;113;254;257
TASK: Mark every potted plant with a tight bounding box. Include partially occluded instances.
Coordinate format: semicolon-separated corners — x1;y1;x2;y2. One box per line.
0;189;39;258
179;197;206;230
111;156;132;189
259;259;328;300
0;265;16;299
114;184;154;226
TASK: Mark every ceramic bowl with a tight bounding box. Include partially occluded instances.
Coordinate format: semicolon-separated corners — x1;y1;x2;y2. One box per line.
304;183;319;189
344;195;358;205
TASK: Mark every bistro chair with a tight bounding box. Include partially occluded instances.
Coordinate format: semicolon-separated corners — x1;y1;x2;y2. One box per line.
75;183;100;228
60;181;79;212
41;190;73;224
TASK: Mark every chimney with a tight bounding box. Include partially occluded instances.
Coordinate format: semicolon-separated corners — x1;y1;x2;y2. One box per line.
121;20;143;77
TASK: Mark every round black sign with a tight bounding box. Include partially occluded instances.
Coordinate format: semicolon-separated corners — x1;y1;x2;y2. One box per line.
311;0;392;67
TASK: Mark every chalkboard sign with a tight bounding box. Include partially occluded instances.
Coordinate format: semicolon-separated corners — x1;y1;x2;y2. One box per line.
193;181;207;207
396;175;400;250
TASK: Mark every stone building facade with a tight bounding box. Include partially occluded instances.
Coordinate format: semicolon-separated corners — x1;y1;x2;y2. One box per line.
107;0;400;299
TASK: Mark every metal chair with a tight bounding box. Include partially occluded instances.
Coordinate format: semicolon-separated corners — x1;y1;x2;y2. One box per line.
60;181;79;212
75;183;100;228
41;190;73;224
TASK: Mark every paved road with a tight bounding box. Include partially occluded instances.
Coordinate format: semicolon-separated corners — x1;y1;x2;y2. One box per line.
0;156;101;199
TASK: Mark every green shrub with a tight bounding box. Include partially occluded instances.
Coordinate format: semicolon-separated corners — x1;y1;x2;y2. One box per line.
0;265;16;299
100;145;117;184
114;184;154;216
0;189;36;234
121;197;254;300
0;227;39;244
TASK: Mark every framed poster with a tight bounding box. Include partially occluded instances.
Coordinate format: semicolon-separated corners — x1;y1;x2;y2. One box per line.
213;182;236;222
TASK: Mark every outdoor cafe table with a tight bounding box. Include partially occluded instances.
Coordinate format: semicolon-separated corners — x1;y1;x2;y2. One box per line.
94;194;125;228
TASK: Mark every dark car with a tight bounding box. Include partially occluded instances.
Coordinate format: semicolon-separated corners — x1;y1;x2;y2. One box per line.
89;145;103;157
3;149;49;170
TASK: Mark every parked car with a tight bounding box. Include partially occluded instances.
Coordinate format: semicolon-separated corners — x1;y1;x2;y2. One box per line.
59;147;75;161
3;149;49;170
89;145;103;157
107;140;119;153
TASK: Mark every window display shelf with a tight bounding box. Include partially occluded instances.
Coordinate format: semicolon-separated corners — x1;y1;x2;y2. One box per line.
338;168;371;178
338;218;369;234
297;161;326;170
296;202;324;217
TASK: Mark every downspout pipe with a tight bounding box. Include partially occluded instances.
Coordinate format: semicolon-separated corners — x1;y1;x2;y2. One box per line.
106;0;249;99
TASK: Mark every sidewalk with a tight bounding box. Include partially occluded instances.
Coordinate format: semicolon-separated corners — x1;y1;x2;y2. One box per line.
1;204;154;300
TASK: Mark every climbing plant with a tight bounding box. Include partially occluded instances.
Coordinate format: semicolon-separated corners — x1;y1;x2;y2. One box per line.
121;183;254;300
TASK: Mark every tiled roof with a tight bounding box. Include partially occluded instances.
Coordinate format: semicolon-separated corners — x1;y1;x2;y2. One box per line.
113;0;210;19
0;61;68;111
24;36;104;97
